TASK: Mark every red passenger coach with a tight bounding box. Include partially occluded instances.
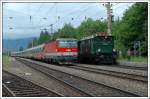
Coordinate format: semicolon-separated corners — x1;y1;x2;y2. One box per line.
43;38;78;64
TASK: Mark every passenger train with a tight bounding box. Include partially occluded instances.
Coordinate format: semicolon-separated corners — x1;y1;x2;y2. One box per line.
11;38;78;64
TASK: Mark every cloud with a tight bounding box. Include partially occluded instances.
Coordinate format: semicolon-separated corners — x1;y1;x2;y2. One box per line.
3;2;133;39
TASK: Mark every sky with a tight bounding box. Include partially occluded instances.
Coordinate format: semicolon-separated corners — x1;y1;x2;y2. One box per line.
3;2;134;39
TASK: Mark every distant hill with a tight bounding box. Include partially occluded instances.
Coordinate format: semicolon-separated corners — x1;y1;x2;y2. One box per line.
3;37;34;52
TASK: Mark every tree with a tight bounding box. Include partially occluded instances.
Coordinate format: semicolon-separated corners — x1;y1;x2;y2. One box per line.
76;18;107;39
52;23;76;39
112;2;148;56
27;42;32;48
32;38;38;46
38;30;51;44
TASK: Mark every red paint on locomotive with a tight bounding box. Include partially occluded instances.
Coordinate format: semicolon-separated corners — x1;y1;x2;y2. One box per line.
43;40;78;53
57;48;78;52
42;38;78;64
43;41;58;53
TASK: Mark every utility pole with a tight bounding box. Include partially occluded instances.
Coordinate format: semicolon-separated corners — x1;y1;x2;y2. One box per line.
43;28;47;32
85;16;87;20
50;24;53;40
104;2;113;36
50;24;53;34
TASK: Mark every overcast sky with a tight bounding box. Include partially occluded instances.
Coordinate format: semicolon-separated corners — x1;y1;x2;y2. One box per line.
3;2;134;39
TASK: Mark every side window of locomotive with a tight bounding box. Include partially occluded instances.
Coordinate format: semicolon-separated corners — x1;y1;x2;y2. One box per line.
59;40;66;48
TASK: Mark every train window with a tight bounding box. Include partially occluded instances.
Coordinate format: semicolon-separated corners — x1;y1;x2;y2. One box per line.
101;36;112;41
59;40;77;48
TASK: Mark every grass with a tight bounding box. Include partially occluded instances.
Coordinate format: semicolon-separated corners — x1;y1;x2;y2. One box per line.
2;55;12;68
118;56;148;64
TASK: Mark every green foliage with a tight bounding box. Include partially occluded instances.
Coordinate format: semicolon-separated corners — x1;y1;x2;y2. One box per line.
27;42;32;48
118;56;147;64
27;37;38;48
112;2;148;56
53;23;76;39
38;31;51;44
76;18;107;39
33;38;38;46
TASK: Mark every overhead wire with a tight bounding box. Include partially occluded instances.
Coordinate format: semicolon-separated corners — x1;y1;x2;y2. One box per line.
53;3;95;25
53;4;100;31
7;3;126;34
30;3;95;32
51;4;99;32
35;3;57;30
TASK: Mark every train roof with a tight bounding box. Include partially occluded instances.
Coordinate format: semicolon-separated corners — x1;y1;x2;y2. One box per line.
44;38;77;44
11;51;23;54
56;38;77;41
25;44;45;51
80;33;112;41
11;44;45;54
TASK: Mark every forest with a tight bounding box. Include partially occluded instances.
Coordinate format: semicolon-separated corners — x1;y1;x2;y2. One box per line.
27;2;148;57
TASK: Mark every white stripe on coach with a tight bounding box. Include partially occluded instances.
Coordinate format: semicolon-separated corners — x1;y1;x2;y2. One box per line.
45;52;77;57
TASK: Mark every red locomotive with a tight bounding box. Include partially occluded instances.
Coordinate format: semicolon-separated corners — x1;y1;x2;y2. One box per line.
43;38;78;64
11;38;78;64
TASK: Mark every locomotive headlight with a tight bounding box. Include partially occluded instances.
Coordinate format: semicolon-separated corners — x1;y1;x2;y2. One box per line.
98;49;101;52
113;49;116;52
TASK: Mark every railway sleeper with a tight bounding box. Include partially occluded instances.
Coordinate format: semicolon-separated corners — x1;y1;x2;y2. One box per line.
14;91;48;95
12;90;43;93
6;84;38;87
6;86;36;90
16;93;49;97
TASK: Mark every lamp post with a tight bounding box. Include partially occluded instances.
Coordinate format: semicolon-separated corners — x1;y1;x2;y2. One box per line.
50;24;53;40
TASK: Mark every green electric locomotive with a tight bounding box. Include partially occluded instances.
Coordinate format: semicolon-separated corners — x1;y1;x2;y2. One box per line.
78;32;116;64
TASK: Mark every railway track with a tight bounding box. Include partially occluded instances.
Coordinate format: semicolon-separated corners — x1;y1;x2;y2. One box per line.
14;59;93;97
110;64;147;70
99;64;148;70
16;58;141;97
67;64;147;82
2;70;63;97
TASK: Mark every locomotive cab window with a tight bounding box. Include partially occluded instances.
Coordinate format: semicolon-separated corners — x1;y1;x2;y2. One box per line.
59;39;77;48
96;36;114;44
